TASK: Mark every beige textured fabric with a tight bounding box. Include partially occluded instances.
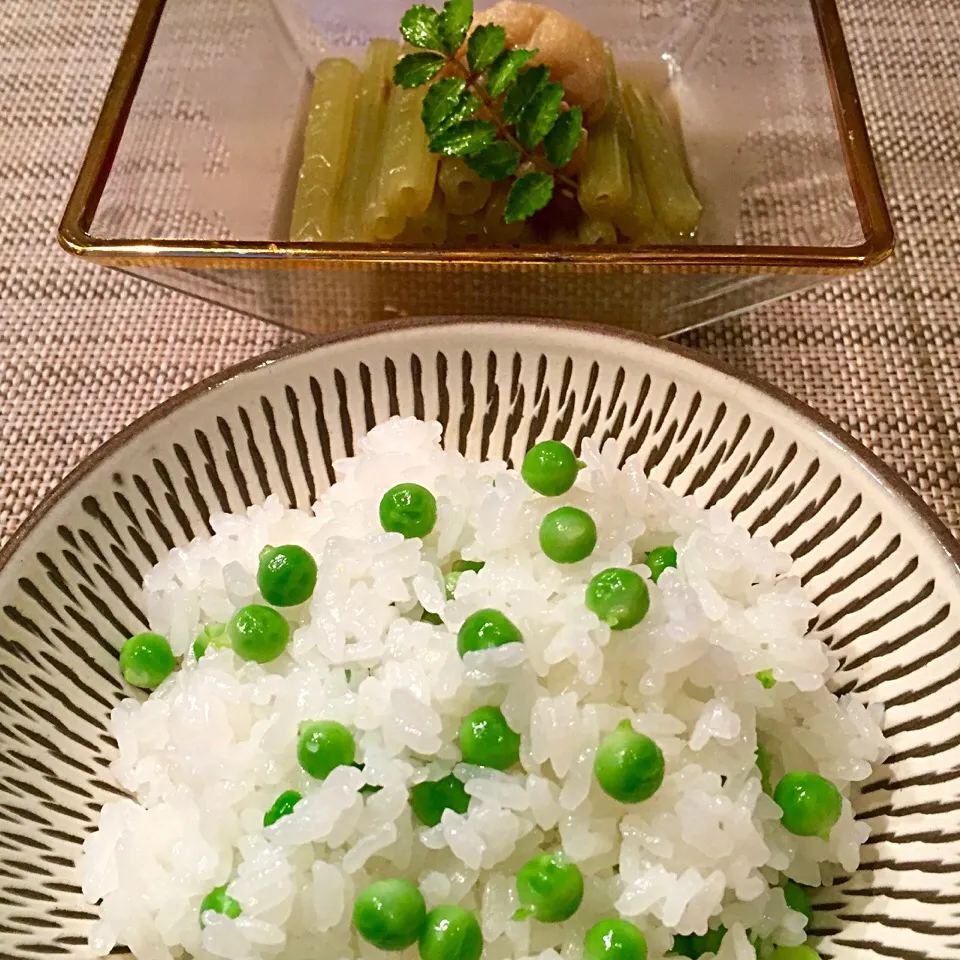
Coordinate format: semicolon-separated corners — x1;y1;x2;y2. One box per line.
0;0;957;543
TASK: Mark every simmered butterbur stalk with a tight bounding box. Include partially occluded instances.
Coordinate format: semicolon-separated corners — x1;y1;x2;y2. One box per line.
399;186;448;244
339;38;401;241
622;79;702;237
368;80;438;239
446;212;486;245
578;215;617;244
439;156;493;216
483;182;526;243
548;223;578;245
578;53;631;220
614;147;657;241
290;58;362;241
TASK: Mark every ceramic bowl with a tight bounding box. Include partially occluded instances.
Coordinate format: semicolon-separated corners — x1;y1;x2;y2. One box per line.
1;319;957;959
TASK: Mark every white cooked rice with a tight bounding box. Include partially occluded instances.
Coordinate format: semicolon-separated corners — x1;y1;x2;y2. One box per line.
80;417;888;960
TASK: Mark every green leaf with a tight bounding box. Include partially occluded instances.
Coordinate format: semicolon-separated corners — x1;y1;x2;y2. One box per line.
466;141;520;181
400;5;443;50
516;81;564;149
422;77;466;131
441;92;482;132
393;52;447;89
505;171;554;223
543;105;583;168
502;64;549;124
438;0;473;53
428;118;497;156
485;48;537;98
467;23;505;73
421;78;482;135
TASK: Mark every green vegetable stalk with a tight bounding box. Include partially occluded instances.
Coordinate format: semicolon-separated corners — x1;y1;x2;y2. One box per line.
394;0;583;223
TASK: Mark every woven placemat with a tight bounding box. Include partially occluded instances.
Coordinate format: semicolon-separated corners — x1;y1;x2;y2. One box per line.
1;0;957;544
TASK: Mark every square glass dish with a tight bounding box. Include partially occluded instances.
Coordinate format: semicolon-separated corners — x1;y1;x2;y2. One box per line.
59;0;893;337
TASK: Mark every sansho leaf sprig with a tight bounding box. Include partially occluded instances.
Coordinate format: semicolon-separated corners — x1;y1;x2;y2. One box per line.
394;0;583;224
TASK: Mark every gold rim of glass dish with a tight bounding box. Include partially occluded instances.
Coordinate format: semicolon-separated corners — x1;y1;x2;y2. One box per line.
58;0;894;273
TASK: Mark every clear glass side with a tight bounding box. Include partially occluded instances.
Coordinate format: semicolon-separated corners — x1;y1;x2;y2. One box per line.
92;0;864;250
93;0;310;242
122;263;828;337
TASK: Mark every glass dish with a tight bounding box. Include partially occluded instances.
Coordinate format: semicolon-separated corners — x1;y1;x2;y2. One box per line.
59;0;893;337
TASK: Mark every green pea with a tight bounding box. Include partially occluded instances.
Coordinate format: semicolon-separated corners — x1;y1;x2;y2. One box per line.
756;669;777;689
444;559;485;598
774;771;843;839
410;774;470;827
352;762;383;796
445;571;463;600
756;743;773;796
257;544;318;607
584;918;648;960
539;507;597;564
521;441;581;497
783;880;814;926
297;720;356;780
263;789;302;827
515;851;584;923
380;483;437;539
199;884;241;927
670;935;692;958
457;609;523;658
419;905;483;960
227;604;290;663
670;927;725;958
769;948;821;960
594;720;665;804
645;546;677;583
119;632;176;689
193;623;227;661
353;878;427;951
586;568;650;630
459;706;520;771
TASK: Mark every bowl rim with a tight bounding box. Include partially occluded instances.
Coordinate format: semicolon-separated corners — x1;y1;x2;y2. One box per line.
1;316;955;580
57;0;894;273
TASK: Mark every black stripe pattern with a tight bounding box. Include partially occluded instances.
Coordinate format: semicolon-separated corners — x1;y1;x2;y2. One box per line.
1;328;959;959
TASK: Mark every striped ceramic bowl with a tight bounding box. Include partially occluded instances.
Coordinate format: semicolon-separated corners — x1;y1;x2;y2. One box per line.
1;320;958;959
